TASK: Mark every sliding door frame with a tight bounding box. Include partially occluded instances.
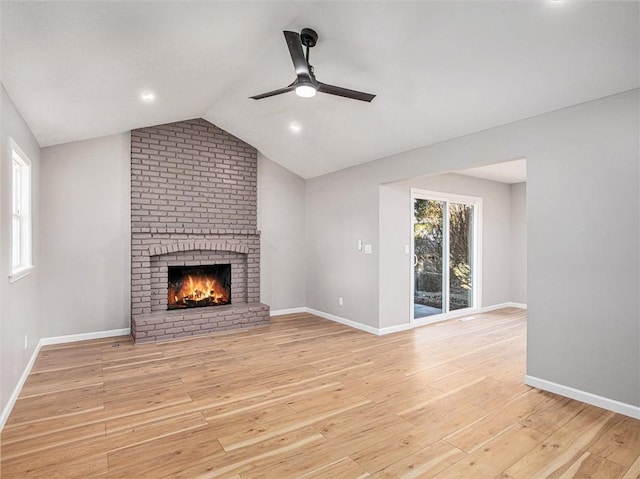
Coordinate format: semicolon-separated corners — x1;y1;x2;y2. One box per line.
411;188;483;326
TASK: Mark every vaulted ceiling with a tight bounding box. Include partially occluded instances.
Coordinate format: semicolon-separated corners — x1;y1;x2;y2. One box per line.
2;1;638;178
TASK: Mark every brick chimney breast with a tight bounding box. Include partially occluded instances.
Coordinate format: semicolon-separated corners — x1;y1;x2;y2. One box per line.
130;118;269;343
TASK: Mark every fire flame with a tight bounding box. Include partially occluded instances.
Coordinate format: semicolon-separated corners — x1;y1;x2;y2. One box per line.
168;273;229;307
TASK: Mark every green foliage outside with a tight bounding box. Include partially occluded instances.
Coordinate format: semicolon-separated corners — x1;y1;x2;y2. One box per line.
414;199;473;310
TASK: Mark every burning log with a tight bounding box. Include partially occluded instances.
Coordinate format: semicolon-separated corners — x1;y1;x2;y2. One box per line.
167;267;231;310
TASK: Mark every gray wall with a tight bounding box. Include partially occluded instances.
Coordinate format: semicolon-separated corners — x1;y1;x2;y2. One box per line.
37;135;307;339
306;89;639;407
40;133;131;336
379;173;513;329
510;182;527;304
1;84;42;419
257;153;306;311
305;165;380;326
526;95;638;407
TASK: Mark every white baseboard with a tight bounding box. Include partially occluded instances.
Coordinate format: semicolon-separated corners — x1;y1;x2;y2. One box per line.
269;307;307;316
275;307;387;335
0;340;43;431
525;375;640;419
0;327;131;432
305;308;380;336
304;302;528;336
40;328;131;346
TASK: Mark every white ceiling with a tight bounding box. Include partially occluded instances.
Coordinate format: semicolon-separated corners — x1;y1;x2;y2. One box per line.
457;158;527;184
1;2;638;179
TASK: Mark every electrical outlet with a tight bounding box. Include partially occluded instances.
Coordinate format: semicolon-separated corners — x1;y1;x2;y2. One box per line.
24;335;28;350
339;297;343;306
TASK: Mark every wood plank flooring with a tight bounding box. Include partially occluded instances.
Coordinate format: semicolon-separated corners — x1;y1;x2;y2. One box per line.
1;308;639;478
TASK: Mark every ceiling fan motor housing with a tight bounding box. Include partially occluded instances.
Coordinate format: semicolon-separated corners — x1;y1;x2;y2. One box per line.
300;28;318;48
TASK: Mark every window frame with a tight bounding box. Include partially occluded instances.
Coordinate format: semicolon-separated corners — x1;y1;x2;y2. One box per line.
9;138;34;283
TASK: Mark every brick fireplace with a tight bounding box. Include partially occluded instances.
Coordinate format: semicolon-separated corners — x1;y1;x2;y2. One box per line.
130;118;269;343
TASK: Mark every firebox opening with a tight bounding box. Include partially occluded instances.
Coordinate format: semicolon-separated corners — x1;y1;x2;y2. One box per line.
167;264;231;310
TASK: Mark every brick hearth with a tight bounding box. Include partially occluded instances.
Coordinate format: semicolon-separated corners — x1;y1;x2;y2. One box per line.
130;118;269;343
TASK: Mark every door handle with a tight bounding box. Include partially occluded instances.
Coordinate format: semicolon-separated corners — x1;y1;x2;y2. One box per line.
413;254;418;267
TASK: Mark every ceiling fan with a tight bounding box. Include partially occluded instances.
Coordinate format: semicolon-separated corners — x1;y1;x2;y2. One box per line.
250;28;376;103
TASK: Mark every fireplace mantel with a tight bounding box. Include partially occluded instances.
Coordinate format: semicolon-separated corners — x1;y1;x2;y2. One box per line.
148;238;254;257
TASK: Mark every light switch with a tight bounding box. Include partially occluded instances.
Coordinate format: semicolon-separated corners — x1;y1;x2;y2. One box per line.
357;240;363;251
404;245;410;254
364;244;372;254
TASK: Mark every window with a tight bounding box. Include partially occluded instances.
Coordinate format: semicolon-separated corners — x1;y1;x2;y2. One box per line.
10;138;33;282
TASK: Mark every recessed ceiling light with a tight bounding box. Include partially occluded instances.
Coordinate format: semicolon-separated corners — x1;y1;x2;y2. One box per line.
289;122;302;133
141;91;156;103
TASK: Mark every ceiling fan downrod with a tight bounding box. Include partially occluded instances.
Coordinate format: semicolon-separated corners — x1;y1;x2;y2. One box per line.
300;28;317;64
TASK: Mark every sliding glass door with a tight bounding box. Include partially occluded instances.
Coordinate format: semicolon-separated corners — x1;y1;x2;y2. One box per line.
413;191;479;321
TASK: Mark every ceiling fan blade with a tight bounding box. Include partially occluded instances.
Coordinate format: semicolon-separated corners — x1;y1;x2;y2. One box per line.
284;31;311;80
250;84;295;100
317;82;376;102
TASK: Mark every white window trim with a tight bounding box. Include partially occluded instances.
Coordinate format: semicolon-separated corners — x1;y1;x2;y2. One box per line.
9;138;33;283
9;265;34;284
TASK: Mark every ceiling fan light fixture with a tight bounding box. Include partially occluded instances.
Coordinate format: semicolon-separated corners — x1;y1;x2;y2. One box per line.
250;28;375;102
295;83;317;98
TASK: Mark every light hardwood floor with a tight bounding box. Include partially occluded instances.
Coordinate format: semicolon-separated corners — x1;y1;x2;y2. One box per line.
1;308;639;478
